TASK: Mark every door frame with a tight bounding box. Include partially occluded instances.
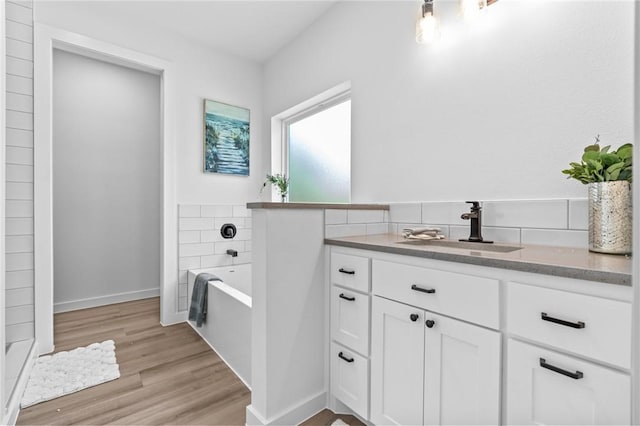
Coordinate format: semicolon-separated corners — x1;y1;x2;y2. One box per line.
33;24;180;354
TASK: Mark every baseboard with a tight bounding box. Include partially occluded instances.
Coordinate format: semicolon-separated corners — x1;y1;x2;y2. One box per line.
160;310;187;326
245;391;326;426
4;341;39;426
53;288;160;313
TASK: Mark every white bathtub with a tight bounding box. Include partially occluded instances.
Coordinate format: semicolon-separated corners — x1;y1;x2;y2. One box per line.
187;264;252;388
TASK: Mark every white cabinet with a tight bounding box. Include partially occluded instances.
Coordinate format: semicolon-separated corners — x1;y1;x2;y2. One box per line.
371;296;501;426
330;342;370;419
507;339;630;425
331;286;369;356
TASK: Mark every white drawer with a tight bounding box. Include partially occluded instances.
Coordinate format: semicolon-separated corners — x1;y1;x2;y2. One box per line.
507;282;632;369
330;341;369;420
507;339;630;425
331;253;371;292
372;259;499;329
331;286;370;356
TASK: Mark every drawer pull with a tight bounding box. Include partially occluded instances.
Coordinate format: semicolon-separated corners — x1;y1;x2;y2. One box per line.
339;293;355;301
425;319;435;328
539;358;583;380
541;312;585;329
338;268;356;275
410;313;419;322
411;284;436;294
338;351;354;363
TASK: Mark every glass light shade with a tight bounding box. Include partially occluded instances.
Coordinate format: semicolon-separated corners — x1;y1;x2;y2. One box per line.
416;13;440;44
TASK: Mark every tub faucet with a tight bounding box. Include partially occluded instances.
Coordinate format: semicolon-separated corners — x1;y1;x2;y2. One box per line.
460;201;493;244
226;249;238;257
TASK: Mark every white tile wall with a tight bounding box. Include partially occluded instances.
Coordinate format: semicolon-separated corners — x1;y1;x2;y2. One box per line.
5;0;34;344
482;200;568;229
177;204;251;312
569;199;589;230
324;208;389;238
389;203;422;224
521;229;589;248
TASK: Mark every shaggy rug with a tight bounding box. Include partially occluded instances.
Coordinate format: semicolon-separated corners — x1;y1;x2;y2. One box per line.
20;340;120;408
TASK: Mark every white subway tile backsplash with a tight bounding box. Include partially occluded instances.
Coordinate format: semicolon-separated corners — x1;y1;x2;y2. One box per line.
6;110;33;131
366;223;389;235
481;227;521;245
388;223;398;235
483;200;568;229
6;236;33;253
200;254;231;268
448;226;470;241
521;229;588;248
178;283;188;298
6;253;33;271
178;297;188;311
6;92;33;113
6;305;34;324
569;199;589;230
6;128;33;148
179;243;215;257
6;38;32;61
6;270;34;290
5;323;34;342
179;204;201;218
202;205;232;217
201;230;223;243
6;20;32;43
8;0;34;9
325;224;367;238
233;252;252;265
6;200;32;218
179;230;200;244
179;256;201;271
179;217;215;231
179;270;188;285
6;57;33;79
215;241;244;255
6;164;33;182
6;146;33;165
325;209;347;225
347;210;385;224
6;74;32;96
6;182;33;200
6;218;33;235
235;228;252;241
245;240;252;252
389;203;422;224
233;205;251;218
6;1;32;24
421;202;469;226
6;287;34;307
214;217;239;229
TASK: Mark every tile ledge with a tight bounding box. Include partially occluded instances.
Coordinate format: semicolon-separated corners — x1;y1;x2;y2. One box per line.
247;202;389;210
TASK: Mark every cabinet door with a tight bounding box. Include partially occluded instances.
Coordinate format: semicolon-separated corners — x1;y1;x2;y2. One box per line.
507;339;631;425
423;312;501;425
371;296;425;426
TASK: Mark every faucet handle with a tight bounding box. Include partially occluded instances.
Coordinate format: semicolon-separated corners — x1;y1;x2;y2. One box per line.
465;201;481;209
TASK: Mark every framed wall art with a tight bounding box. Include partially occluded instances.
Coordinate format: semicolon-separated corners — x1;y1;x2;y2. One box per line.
203;99;250;176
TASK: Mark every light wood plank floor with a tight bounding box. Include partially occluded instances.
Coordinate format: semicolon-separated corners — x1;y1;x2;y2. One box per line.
16;297;364;426
17;297;250;425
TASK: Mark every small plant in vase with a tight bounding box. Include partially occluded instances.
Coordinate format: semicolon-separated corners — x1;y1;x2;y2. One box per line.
262;173;289;202
562;136;633;254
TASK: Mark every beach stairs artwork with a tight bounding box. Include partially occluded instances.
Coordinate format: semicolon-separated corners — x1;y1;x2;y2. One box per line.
204;99;250;176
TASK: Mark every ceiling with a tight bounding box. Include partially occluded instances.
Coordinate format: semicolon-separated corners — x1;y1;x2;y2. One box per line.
80;1;339;63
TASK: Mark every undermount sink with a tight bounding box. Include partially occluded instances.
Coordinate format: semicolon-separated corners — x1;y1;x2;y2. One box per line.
396;239;523;253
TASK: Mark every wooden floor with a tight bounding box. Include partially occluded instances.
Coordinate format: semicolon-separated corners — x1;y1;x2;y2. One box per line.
16;297;363;426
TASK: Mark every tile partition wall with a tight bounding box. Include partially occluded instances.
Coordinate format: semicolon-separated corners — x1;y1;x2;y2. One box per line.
178;204;251;311
5;0;34;345
324;199;589;249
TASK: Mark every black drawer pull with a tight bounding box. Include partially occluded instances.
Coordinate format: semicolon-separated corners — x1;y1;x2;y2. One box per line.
410;313;419;322
338;268;355;275
541;312;585;329
339;293;355;301
539;358;583;380
411;284;436;294
338;352;354;363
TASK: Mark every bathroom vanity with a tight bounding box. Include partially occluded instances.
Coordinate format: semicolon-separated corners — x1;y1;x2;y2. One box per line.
326;234;632;425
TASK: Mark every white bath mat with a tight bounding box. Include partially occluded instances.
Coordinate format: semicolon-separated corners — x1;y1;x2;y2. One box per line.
331;419;349;426
20;340;120;408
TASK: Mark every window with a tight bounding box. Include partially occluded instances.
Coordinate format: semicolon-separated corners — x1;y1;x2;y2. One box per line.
285;97;351;203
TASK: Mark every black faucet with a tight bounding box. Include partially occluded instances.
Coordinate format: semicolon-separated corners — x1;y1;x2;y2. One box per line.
226;249;238;257
459;201;493;244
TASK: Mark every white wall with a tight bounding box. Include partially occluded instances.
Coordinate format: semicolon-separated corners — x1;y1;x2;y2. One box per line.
52;49;161;311
263;0;635;203
35;1;265;205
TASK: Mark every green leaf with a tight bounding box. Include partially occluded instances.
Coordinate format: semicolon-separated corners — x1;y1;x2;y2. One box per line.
584;144;600;152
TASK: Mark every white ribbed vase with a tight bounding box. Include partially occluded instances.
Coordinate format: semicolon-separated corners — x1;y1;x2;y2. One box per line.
588;181;632;254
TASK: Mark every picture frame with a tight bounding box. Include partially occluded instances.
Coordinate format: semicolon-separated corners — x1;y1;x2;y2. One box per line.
203;99;250;176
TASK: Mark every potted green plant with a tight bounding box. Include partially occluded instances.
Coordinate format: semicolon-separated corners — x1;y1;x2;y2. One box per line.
262;173;289;202
562;136;632;254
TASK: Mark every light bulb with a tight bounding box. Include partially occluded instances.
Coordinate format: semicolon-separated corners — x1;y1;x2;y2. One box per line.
416;13;440;44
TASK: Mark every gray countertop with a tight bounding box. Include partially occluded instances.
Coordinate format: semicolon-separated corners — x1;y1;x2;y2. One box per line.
325;234;632;286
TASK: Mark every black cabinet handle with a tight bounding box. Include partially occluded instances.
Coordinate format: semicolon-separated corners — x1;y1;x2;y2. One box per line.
539;358;583;380
425;319;435;328
338;268;355;275
411;284;436;294
410;313;419;322
338;352;354;363
339;293;355;301
541;312;585;329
